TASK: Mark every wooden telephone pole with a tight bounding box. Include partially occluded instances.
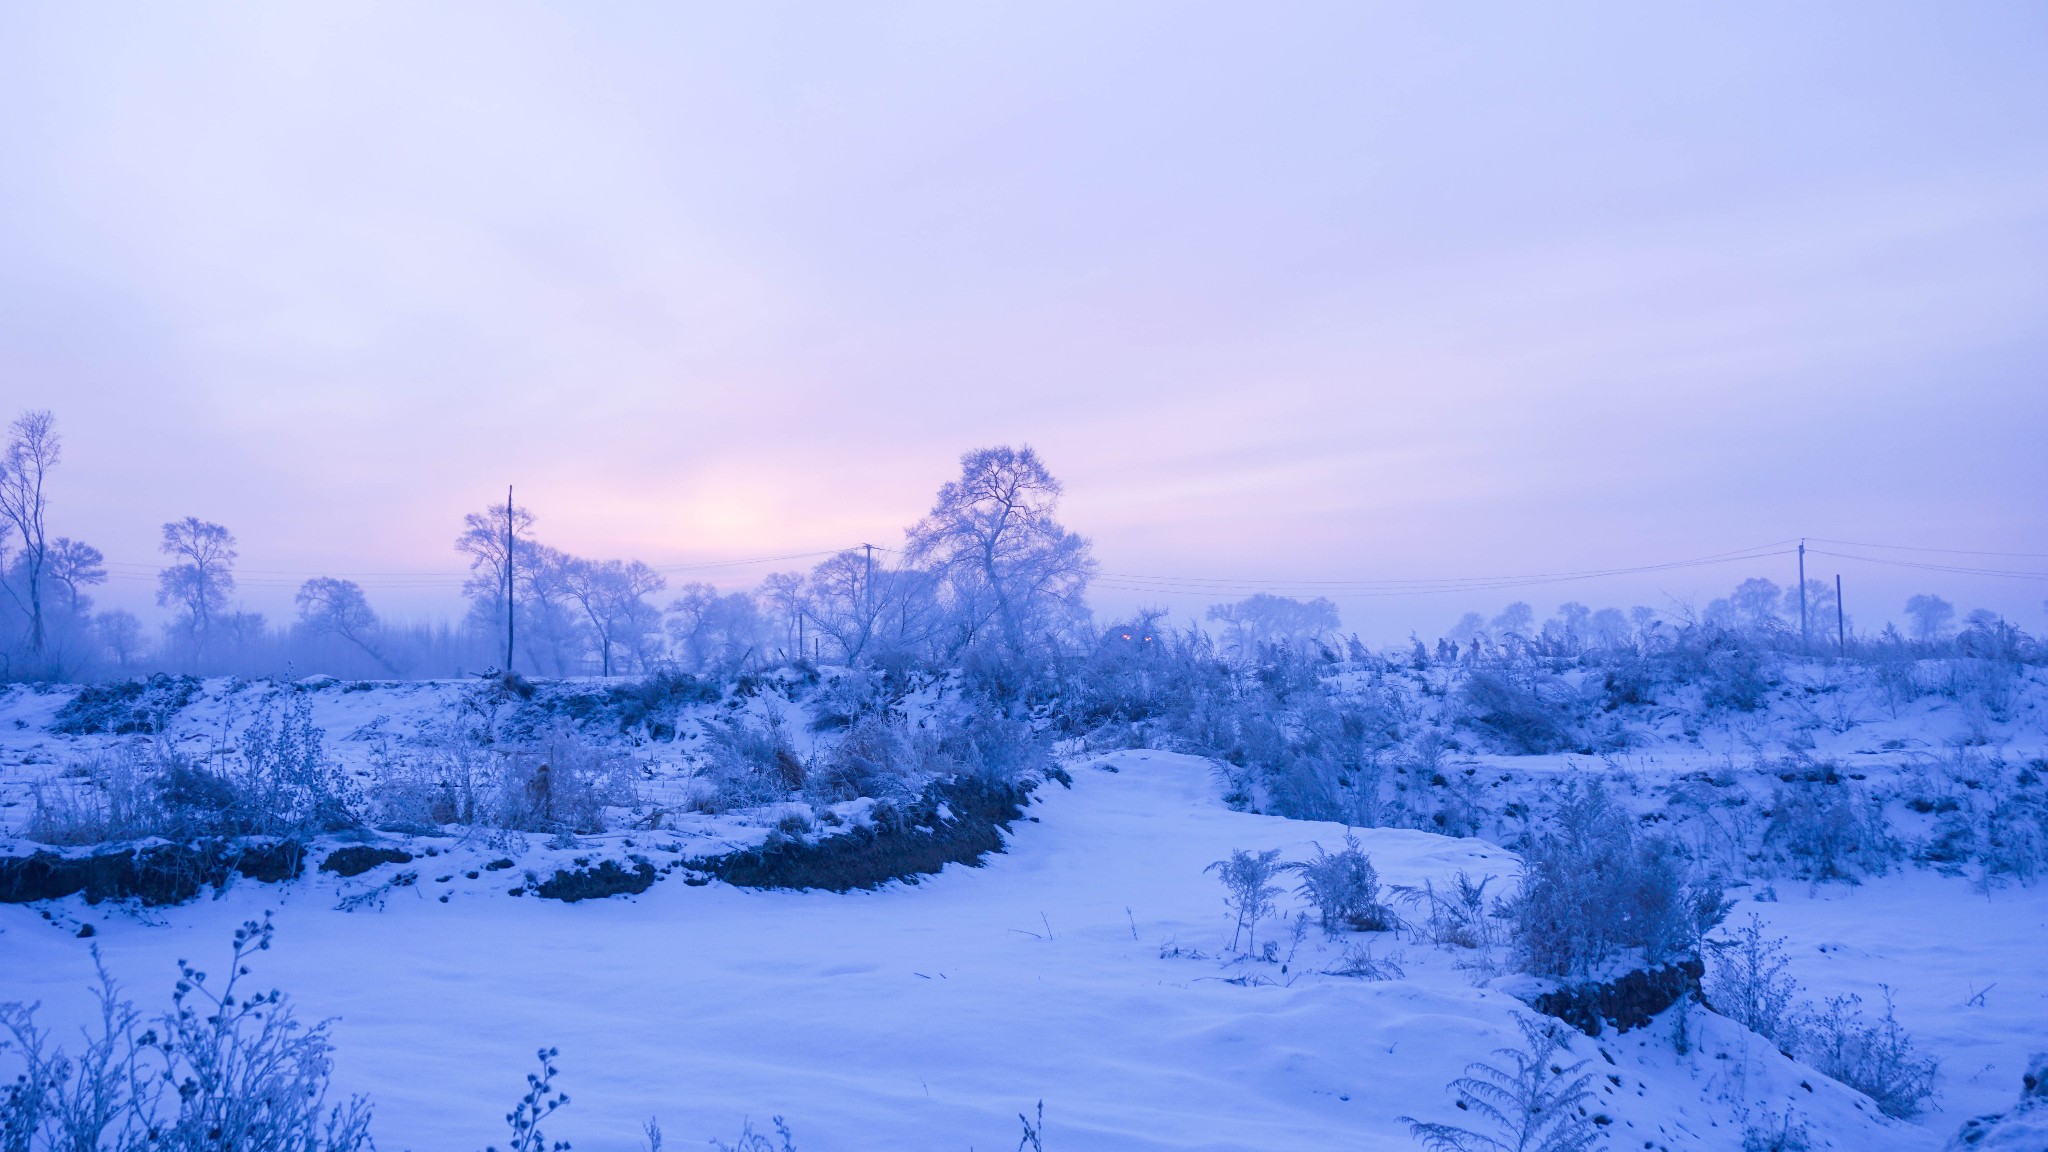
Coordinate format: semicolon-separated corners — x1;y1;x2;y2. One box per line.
504;485;517;675
1797;539;1809;652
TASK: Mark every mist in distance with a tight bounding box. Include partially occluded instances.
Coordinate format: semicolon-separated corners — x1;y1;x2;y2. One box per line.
2;2;2045;657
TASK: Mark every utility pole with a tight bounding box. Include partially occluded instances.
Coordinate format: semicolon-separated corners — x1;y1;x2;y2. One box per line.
1797;539;1809;653
1836;573;1846;655
504;485;517;675
863;542;875;622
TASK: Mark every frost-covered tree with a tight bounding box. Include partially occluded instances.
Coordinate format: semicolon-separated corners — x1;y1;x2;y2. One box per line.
1587;607;1630;650
0;410;60;656
1490;602;1535;639
295;577;396;674
666;582;765;674
564;558;666;676
1207;593;1340;660
93;607;145;671
454;498;536;665
906;446;1095;657
1543;602;1591;651
1448;612;1490;644
43;537;105;614
518;544;592;676
1904;593;1955;643
792;552;944;666
156;517;237;645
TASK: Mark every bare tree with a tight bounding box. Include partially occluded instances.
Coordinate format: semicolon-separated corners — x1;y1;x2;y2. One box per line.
1206;593;1339;660
45;537;107;614
517;543;589;676
455;498;536;668
666;582;766;674
295;577;398;674
905;445;1095;656
563;558;666;676
94;608;144;670
156;517;237;644
759;570;808;659
0;410;60;656
1904;593;1955;643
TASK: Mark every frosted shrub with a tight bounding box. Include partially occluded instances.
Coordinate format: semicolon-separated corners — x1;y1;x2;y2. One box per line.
230;696;360;837
1510;779;1727;979
694;714;805;814
1286;834;1398;933
1394;872;1507;952
942;710;1051;785
1741;1110;1811;1152
1803;989;1937;1119
1699;643;1772;713
1980;792;2048;883
0;917;373;1152
1761;779;1898;882
806;713;918;803
1206;848;1284;955
1402;1014;1599;1152
26;700;362;846
709;1117;798;1152
368;735;491;829
1704;916;1805;1052
494;729;639;834
25;744;173;845
1458;670;1579;755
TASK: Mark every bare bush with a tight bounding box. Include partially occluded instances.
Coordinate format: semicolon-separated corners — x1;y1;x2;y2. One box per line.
1402;1014;1599;1152
1761;778;1898;882
25;745;167;845
1286;834;1398;934
493;728;640;833
1509;779;1726;979
693;713;805;814
1325;941;1407;980
0;917;373;1152
1804;988;1938;1120
1394;872;1509;953
1704;915;1805;1052
1458;671;1580;755
1206;848;1284;955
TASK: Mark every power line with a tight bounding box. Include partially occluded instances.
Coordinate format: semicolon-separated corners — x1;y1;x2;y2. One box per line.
1805;548;2048;582
1807;536;2048;559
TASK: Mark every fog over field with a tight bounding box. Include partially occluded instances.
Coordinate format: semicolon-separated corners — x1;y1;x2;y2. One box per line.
3;4;2047;1151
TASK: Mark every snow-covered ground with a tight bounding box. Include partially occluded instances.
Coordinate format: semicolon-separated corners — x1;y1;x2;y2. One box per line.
4;747;1962;1151
4;670;2046;1149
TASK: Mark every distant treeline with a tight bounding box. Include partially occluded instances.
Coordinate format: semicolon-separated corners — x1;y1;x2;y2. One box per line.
0;408;2031;683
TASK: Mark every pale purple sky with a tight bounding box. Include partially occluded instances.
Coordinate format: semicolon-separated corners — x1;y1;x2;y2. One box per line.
3;3;2045;638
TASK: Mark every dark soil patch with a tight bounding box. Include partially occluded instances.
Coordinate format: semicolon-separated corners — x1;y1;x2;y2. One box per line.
535;858;658;902
0;838;305;906
1531;957;1704;1036
700;776;1032;892
319;845;415;878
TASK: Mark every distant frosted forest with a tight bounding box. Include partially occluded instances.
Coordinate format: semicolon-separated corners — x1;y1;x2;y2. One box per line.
0;408;2031;687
